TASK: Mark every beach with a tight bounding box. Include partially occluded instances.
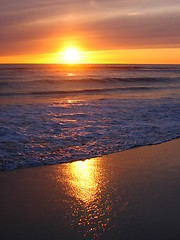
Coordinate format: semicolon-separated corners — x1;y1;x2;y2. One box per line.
0;139;180;240
1;0;180;239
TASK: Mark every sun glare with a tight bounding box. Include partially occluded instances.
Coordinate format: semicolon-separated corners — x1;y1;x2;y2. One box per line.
63;48;80;63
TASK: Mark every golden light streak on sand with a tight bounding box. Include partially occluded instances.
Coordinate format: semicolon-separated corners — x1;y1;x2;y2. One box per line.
65;159;99;203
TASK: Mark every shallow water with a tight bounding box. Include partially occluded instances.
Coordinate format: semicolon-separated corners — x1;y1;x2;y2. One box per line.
0;139;180;239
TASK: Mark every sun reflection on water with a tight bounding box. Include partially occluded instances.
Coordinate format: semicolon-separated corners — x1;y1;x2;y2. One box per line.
62;158;114;238
67;99;79;104
55;156;130;239
67;159;99;204
67;73;75;77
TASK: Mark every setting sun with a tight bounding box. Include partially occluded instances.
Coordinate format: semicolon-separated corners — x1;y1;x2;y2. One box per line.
63;48;81;63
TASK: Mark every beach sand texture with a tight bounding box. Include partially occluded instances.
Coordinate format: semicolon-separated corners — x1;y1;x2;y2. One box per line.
0;139;180;240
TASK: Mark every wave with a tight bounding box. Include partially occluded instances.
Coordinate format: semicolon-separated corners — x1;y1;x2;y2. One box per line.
0;76;179;86
1;64;180;74
0;86;163;96
85;77;180;83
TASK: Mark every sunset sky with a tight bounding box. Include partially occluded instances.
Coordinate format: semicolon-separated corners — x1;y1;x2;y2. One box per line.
1;0;180;64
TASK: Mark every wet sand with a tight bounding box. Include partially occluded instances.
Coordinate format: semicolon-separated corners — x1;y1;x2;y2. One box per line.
0;139;180;240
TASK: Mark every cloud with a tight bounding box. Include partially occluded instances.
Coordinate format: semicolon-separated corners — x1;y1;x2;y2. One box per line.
0;0;180;56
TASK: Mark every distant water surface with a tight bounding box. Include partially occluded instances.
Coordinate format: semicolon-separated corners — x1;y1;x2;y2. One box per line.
0;64;180;170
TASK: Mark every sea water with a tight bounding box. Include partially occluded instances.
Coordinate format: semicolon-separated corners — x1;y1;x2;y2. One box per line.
0;64;180;170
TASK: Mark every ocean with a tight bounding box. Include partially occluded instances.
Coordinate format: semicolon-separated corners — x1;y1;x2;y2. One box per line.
0;64;180;170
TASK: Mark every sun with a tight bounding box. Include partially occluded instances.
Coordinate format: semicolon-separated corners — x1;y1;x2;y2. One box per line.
63;48;81;63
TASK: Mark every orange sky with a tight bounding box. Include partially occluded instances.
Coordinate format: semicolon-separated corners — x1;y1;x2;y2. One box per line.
1;0;180;64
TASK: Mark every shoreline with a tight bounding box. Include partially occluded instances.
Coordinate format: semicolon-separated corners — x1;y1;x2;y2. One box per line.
1;136;179;172
0;138;180;239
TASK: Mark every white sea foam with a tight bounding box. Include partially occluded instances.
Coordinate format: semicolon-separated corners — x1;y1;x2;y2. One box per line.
0;98;179;170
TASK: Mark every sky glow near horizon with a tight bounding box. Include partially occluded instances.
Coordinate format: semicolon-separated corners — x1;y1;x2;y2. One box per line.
1;0;180;63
